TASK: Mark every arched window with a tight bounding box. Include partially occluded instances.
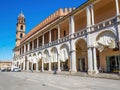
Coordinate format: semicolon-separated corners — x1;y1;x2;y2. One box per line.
20;33;23;38
20;25;23;30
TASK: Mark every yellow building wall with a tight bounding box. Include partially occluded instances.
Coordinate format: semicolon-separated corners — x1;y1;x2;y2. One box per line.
75;11;86;32
94;0;116;24
60;21;69;38
99;49;119;72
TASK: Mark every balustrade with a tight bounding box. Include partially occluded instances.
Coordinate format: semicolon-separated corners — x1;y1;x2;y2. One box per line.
16;15;120;58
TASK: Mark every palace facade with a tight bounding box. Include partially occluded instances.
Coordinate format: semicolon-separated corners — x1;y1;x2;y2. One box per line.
13;0;120;75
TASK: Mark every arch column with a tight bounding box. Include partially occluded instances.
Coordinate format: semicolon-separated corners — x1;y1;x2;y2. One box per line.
86;6;93;75
70;40;77;72
23;59;25;70
31;60;33;71
93;47;99;74
49;56;51;71
27;60;29;71
87;47;93;75
69;16;77;72
36;62;38;71
57;54;61;72
42;58;44;71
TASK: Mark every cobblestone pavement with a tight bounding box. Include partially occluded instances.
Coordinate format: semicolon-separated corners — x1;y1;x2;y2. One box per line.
0;72;120;90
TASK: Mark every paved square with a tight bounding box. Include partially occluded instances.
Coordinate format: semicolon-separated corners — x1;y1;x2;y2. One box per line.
0;72;120;90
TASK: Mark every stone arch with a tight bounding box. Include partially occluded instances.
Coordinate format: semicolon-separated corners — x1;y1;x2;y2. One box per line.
96;30;117;52
37;51;42;70
32;53;37;70
75;39;87;72
60;44;69;53
51;47;58;70
60;44;70;71
96;30;116;40
43;49;49;70
95;30;119;73
51;47;58;62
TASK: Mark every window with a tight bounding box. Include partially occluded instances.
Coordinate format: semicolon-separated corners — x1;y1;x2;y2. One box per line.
34;39;37;49
30;41;32;50
20;25;23;30
64;30;66;37
38;36;42;46
20;33;23;38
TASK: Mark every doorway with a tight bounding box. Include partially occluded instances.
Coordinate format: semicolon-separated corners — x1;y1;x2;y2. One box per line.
106;55;120;73
78;58;85;72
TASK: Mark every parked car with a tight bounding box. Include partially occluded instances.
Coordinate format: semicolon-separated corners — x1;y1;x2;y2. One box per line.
1;68;6;72
12;67;21;72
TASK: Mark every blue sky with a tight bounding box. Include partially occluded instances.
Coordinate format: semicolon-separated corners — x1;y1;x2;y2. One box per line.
0;0;87;60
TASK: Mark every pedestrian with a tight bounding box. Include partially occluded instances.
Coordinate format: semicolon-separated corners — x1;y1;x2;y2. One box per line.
31;69;33;73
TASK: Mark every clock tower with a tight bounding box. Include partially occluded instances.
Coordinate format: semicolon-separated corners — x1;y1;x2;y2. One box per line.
16;12;26;46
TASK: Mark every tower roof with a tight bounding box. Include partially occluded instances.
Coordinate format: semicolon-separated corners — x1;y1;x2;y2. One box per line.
18;11;25;19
